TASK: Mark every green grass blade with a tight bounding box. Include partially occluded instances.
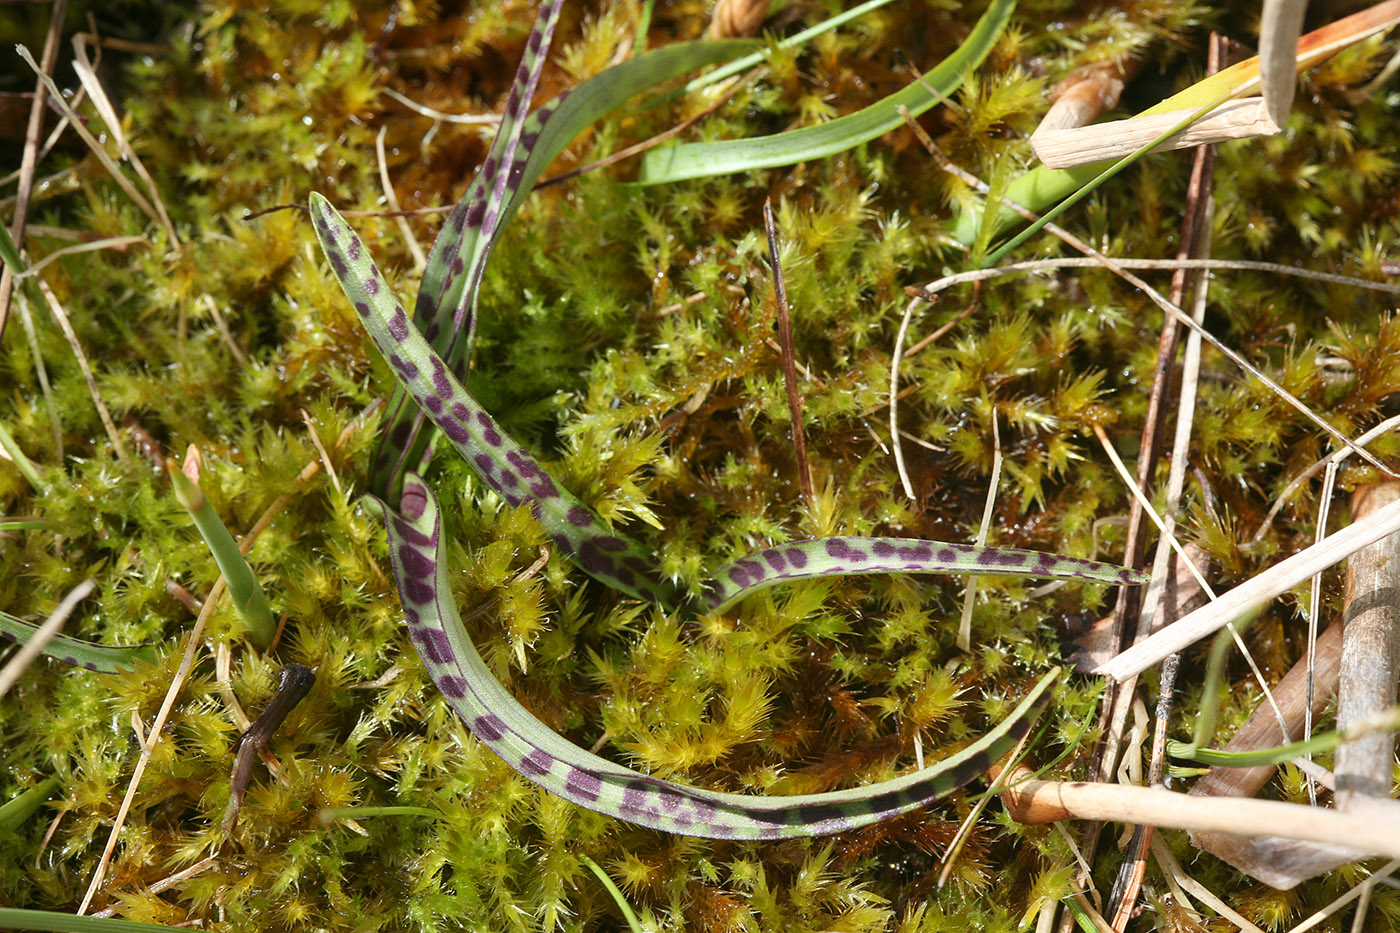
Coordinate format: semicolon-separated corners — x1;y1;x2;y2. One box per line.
0;779;59;833
636;0;1014;184
0;909;187;933
579;855;643;933
168;461;276;650
0;419;43;490
703;537;1147;613
318;806;442;822
682;0;899;94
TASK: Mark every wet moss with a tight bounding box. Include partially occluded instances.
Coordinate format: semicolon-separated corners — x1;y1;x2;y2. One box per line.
3;0;1400;930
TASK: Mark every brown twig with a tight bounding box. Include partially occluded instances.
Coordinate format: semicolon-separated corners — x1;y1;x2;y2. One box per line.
221;664;316;835
995;767;1400;858
1335;479;1400;811
762;198;814;508
0;0;66;341
1183;482;1400;890
1102;41;1226;927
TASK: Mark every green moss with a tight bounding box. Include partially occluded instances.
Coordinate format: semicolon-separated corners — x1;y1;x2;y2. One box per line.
4;0;1400;930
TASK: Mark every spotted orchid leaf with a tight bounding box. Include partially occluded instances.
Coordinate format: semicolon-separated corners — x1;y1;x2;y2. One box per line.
310;193;680;606
380;472;1058;840
372;0;564;499
636;0;1013;185
0;611;160;673
704;538;1148;613
372;32;760;498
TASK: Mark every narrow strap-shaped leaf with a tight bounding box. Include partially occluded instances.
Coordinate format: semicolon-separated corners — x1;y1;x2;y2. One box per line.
381;473;1059;839
0;611;160;672
704;537;1148;613
310;193;679;605
636;0;1014;185
414;0;564;359
372;35;759;498
374;0;563;496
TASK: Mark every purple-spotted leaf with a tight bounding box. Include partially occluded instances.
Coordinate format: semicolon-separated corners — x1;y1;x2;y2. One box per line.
0;611;160;672
372;34;760;498
704;537;1148;613
310;193;679;606
382;472;1058;840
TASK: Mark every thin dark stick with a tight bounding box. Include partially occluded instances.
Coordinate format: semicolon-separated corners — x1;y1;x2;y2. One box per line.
222;664;316;835
0;0;67;341
762;198;814;507
243;203;455;222
1096;33;1227;933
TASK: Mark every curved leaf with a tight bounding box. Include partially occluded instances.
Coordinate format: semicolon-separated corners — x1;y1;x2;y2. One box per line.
704;537;1147;613
636;0;1014;184
310;193;679;606
0;611;160;673
381;472;1058;840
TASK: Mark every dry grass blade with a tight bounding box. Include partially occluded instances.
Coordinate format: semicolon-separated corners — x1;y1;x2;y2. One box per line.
32;274;130;465
1259;0;1308;129
0;0;66;341
762;198;813;507
956;410;1000;652
1096;492;1400;680
1033;98;1275;169
16;236;148;279
1246;414;1400;550
0;579;94;697
999;775;1400;857
1030;1;1400;169
375;125;426;272
1289;858;1400;932
69;33;178;243
1149;834;1266;933
15;46;164;232
381;87;501;125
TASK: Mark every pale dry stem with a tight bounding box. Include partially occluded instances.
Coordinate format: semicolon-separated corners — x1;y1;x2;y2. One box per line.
376;125;427;272
0;0;66;341
708;0;770;38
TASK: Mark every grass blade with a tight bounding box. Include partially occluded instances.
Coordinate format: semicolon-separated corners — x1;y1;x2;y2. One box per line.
168;456;276;650
0;779;58;833
0;909;187;933
636;0;1014;184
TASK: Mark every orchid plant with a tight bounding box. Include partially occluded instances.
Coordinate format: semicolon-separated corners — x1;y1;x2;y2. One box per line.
307;0;1146;840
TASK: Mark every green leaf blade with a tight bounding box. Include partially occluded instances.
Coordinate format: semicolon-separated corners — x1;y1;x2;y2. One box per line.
636;0;1015;184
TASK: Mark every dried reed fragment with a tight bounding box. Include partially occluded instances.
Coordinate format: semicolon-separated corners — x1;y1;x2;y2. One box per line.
1186;481;1400;889
708;0;771;38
